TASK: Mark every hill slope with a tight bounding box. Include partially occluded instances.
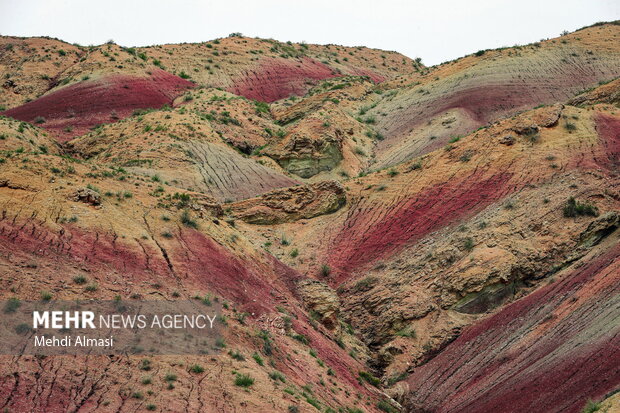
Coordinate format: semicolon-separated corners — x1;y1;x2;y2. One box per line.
0;22;619;413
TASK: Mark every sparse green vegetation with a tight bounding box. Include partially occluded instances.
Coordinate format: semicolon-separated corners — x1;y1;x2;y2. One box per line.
139;359;152;371
395;326;416;338
563;197;598;217
292;333;310;345
581;400;601;413
355;276;377;290
376;400;398;413
181;210;198;228
255;100;270;114
189;364;204;373
269;370;286;382
4;298;21;314
234;373;254;387
229;350;245;361
359;371;380;387
164;373;177;382
258;329;273;355
252;352;264;366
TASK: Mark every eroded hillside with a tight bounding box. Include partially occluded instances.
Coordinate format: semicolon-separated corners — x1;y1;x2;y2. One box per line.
0;22;619;413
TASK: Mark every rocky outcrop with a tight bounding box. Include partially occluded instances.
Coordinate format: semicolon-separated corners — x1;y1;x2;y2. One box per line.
230;180;346;224
277;136;343;178
510;104;563;134
266;131;344;178
578;211;619;247
297;279;341;329
72;187;101;206
451;281;519;314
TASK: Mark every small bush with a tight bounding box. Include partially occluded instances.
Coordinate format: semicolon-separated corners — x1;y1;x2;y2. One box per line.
258;329;273;355
164;373;177;382
189;364;204;373
4;298;21;314
475;50;486;56
359;371;380;387
73;275;87;284
564;122;577;132
305;395;321;409
255;101;270;114
269;370;286;382
252;352;264;366
139;359;151;371
355;276;377;290
15;323;31;334
395;326;416;338
85;284;99;293
40;291;53;301
319;264;331;278
289;248;299;258
563;197;598;217
377;400;398;413
582;400;601;413
292;334;310;345
229;350;245;361
409;161;422;171
181;210;198;228
234;373;254;387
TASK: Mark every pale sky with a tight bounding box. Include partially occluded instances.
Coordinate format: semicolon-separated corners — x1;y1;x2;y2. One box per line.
0;0;618;66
